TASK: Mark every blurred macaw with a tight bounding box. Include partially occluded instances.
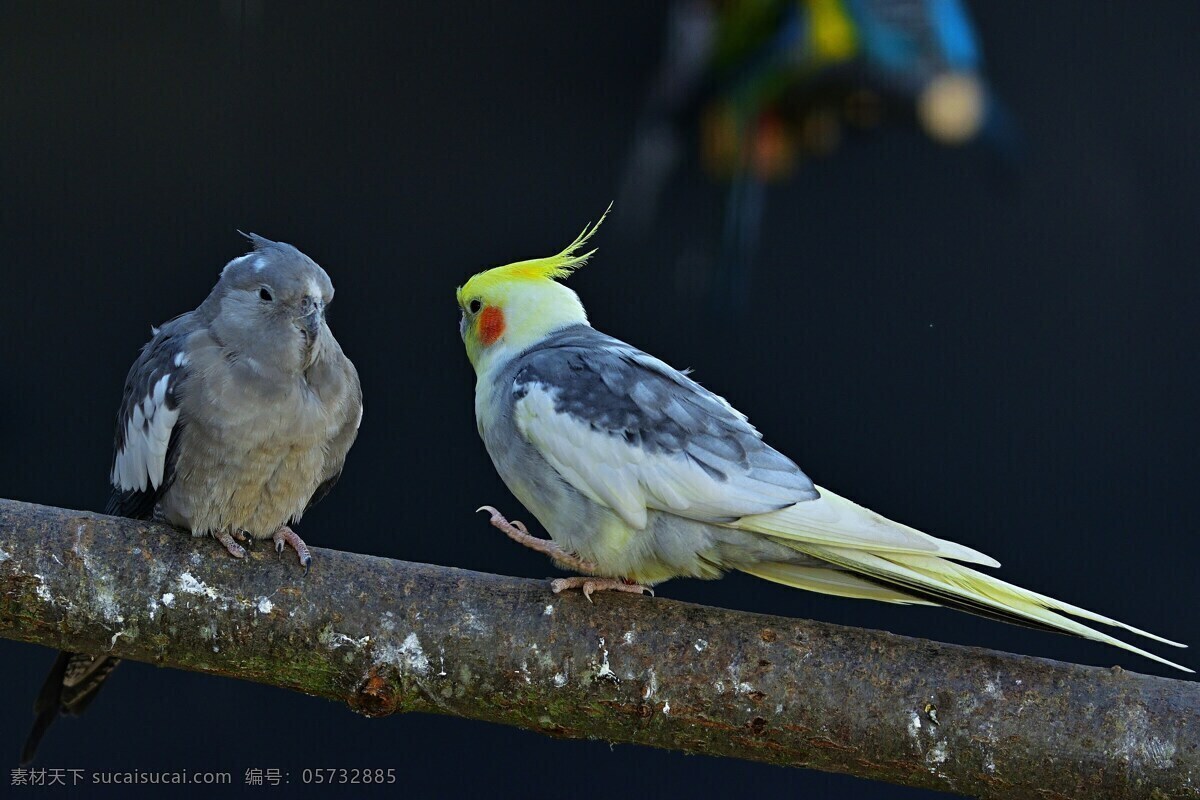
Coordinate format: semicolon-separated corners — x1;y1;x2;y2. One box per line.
619;0;1015;312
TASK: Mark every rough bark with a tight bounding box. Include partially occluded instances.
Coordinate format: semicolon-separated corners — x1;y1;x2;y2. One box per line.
0;498;1196;799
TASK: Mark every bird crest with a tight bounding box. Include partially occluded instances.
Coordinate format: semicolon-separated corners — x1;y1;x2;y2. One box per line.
459;204;610;299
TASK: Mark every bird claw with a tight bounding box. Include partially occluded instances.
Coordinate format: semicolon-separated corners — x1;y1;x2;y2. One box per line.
477;506;652;600
212;530;247;559
272;527;312;574
475;505;600;574
476;506;532;538
550;577;655;601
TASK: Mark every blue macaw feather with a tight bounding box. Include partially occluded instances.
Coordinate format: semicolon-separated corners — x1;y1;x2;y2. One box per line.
848;0;921;75
848;0;980;87
929;0;980;70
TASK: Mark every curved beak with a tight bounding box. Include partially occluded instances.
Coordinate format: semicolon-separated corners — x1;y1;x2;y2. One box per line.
302;302;324;341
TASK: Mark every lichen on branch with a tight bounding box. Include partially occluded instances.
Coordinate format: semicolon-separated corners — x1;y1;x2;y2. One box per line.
0;498;1197;799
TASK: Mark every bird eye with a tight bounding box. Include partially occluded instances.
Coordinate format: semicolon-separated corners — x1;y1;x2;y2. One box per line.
259;287;274;302
469;299;482;314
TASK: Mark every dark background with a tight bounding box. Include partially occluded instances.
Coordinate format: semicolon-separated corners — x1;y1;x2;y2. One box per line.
2;2;1198;798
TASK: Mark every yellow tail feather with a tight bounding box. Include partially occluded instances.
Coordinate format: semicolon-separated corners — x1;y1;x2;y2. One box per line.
764;542;1191;672
740;562;935;605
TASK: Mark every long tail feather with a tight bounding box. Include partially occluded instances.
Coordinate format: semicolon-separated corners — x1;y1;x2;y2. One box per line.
769;542;1191;672
21;652;71;765
21;652;121;764
740;562;936;605
739;485;1002;567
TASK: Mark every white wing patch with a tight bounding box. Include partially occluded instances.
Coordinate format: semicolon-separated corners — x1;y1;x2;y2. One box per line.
111;372;180;492
514;384;801;530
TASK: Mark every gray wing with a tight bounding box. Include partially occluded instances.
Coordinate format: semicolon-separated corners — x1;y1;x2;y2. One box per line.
511;327;817;529
306;350;362;512
105;315;196;520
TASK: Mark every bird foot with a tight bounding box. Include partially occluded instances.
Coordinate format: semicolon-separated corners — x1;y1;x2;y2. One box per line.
273;526;312;574
550;576;655;603
213;530;246;559
476;506;598;573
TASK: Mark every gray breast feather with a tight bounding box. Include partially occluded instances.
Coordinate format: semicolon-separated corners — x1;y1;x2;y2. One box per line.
510;325;817;525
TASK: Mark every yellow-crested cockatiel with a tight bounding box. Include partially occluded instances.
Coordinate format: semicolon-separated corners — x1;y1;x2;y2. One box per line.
457;211;1188;672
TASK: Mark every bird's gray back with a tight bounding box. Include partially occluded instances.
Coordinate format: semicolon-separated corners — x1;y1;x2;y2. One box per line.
478;325;815;530
509;325;814;500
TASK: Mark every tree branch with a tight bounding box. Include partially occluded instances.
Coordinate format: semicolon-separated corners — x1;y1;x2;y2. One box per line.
0;498;1196;799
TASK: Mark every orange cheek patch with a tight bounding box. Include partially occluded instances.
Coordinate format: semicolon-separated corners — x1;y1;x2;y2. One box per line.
479;306;505;346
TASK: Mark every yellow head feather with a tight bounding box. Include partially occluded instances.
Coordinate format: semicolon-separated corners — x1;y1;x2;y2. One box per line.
457;204;610;304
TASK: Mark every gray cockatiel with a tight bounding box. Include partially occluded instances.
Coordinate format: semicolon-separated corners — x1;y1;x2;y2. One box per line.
22;234;363;763
456;214;1189;673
